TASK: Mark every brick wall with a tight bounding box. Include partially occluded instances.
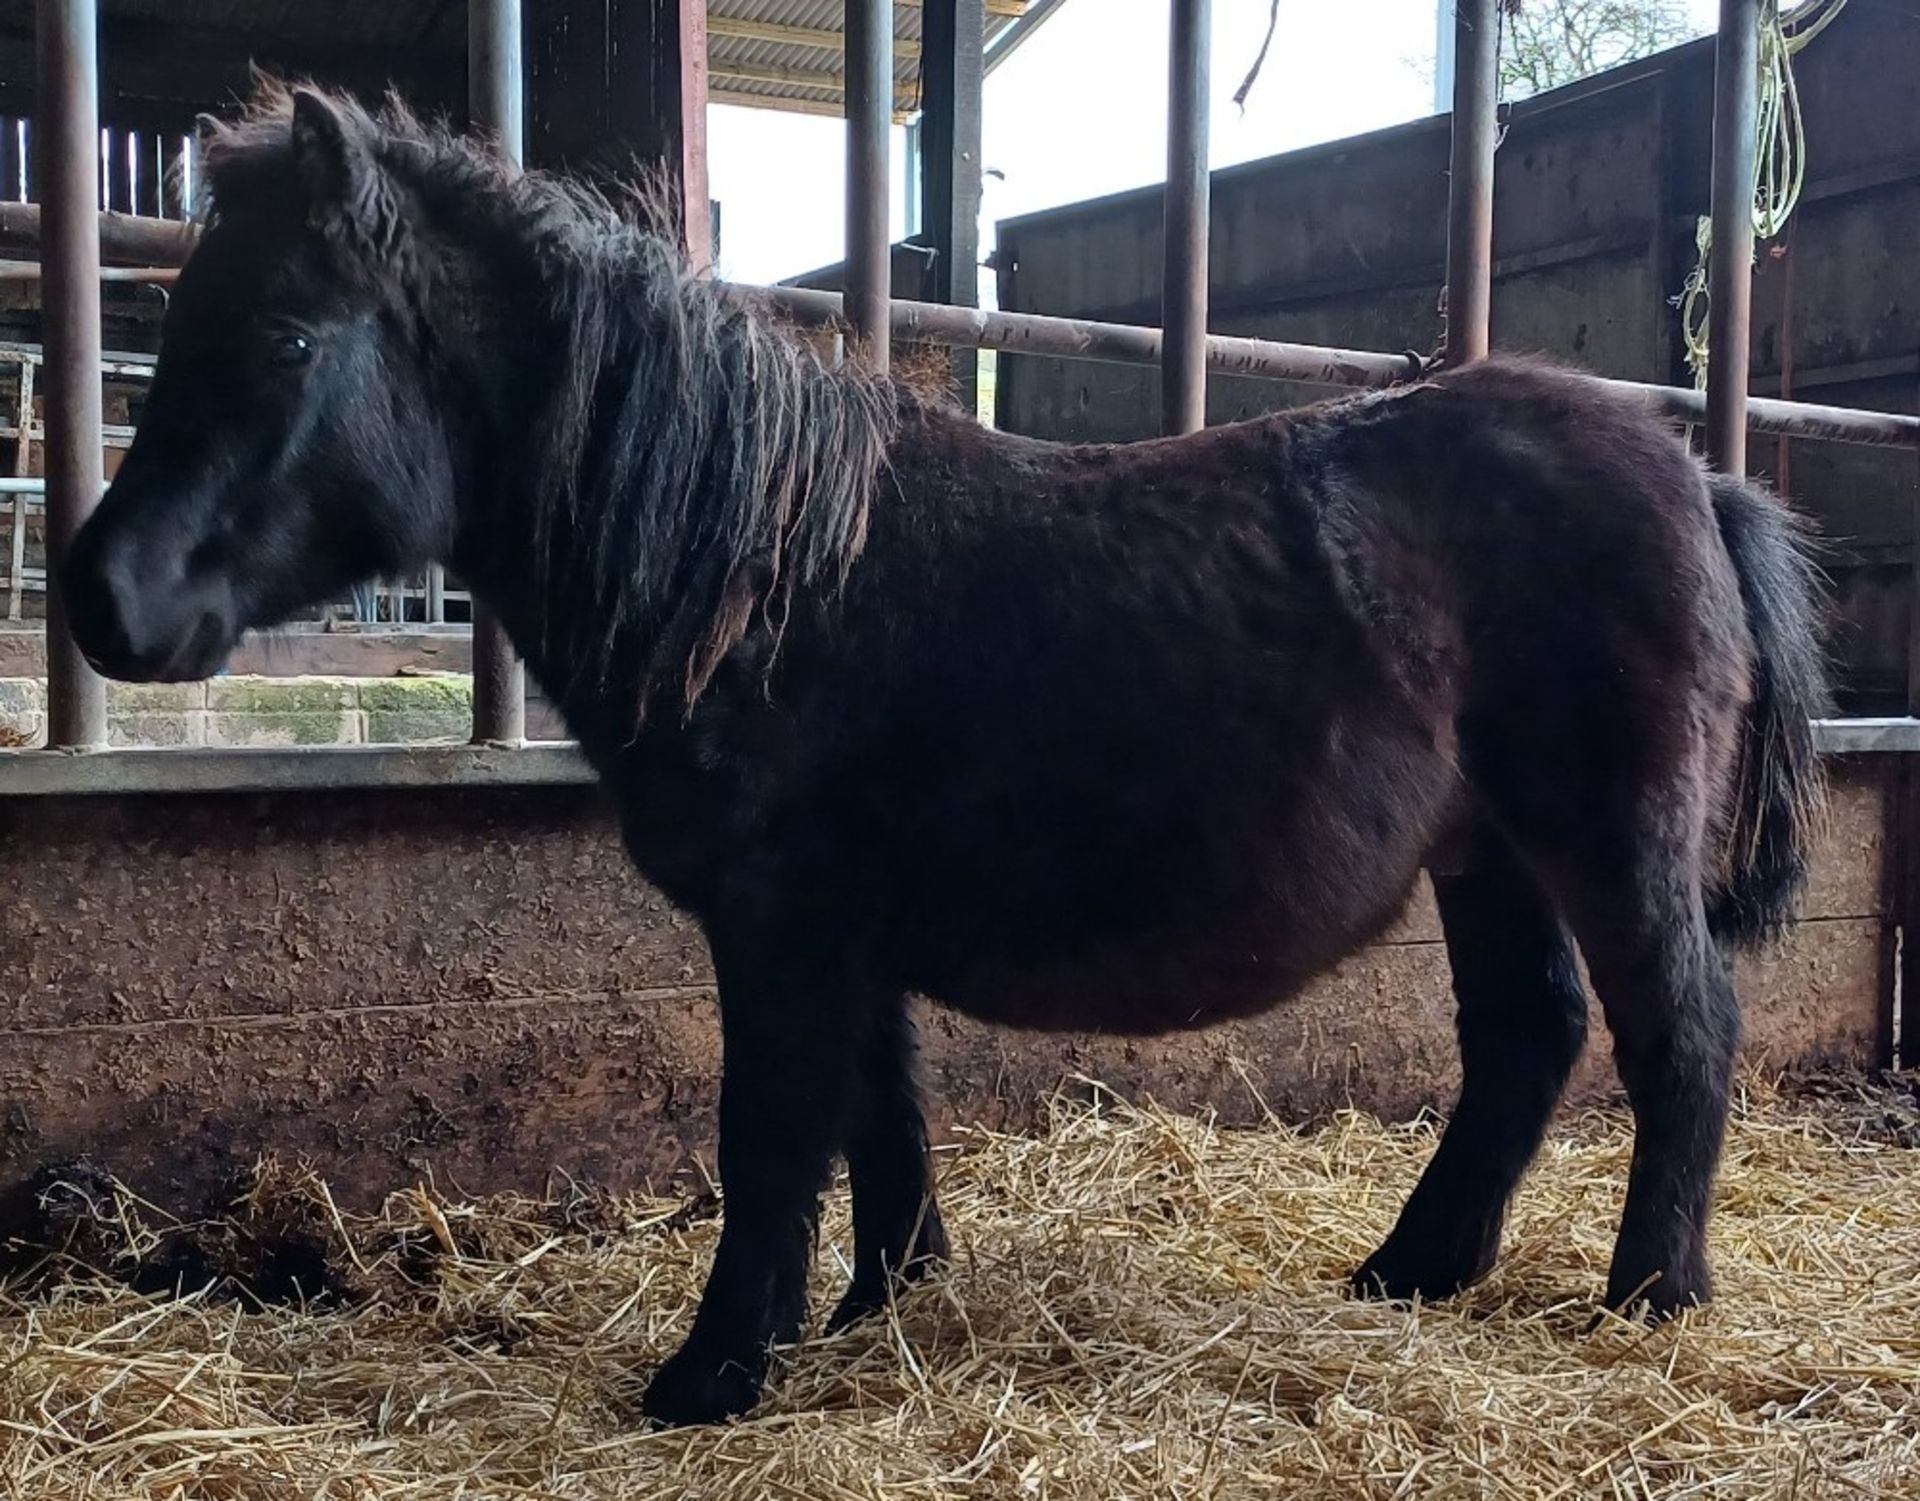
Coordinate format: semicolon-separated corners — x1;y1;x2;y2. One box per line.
0;673;567;747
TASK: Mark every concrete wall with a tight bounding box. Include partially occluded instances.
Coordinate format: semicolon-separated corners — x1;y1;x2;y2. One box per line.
0;673;570;748
0;762;1890;1214
992;0;1920;713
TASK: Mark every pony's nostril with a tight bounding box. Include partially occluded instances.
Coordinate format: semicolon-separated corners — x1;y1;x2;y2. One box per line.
61;532;145;671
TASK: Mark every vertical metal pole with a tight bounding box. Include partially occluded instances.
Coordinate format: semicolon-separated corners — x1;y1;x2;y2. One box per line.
1905;356;1920;1071
469;0;526;744
1162;0;1210;436
39;0;106;748
1705;0;1759;475
8;357;31;620
920;0;985;407
845;0;892;372
1443;0;1498;367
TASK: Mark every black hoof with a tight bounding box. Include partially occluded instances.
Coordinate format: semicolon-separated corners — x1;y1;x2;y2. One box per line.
827;1211;950;1333
825;1271;921;1333
1603;1264;1711;1324
826;1279;888;1334
640;1343;767;1428
1350;1238;1496;1304
826;1251;945;1333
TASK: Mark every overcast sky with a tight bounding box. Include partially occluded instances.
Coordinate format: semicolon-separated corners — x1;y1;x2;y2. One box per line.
705;0;1720;287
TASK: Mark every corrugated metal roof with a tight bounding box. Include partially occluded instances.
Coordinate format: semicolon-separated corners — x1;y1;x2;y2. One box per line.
708;1;1058;119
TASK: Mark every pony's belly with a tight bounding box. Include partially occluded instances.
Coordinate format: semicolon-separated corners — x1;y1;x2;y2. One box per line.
915;877;1418;1037
929;958;1312;1036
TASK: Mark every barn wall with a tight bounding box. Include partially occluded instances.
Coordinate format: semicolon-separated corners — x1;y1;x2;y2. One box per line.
0;763;1889;1213
994;0;1920;713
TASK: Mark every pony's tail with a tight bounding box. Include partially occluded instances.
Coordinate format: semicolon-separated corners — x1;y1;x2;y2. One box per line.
1705;471;1832;950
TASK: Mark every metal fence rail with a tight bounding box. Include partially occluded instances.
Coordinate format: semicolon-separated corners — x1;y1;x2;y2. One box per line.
26;267;1916;452
0;340;463;624
2;0;1919;783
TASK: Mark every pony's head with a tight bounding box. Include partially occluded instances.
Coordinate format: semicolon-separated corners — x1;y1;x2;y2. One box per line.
64;87;461;681
65;82;899;724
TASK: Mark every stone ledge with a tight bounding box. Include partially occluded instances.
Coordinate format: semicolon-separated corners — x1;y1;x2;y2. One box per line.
0;674;482;749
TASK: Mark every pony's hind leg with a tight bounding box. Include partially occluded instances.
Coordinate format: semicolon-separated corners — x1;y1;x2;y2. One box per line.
828;995;950;1332
1353;828;1588;1301
1559;851;1738;1316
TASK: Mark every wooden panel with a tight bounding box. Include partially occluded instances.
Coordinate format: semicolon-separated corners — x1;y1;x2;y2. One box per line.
0;989;723;1208
1491;78;1663;259
990;3;1918;724
0;788;698;1031
0;917;1881;1212
526;0;708;262
0;772;1889;1213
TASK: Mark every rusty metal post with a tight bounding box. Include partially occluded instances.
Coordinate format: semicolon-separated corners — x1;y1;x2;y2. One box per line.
1705;0;1759;475
1162;0;1210;435
469;0;526;744
38;0;106;748
1905;356;1920;1069
845;0;892;372
9;357;34;621
1444;0;1498;367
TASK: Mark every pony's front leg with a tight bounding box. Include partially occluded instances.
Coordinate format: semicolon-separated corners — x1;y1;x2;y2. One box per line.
641;928;853;1427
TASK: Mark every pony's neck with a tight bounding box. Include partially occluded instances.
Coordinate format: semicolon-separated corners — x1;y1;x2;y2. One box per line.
424;195;904;734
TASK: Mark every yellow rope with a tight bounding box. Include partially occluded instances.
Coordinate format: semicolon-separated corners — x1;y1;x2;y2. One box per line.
1678;0;1848;387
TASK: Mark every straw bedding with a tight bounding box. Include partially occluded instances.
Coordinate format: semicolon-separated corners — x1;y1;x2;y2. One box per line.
3;1077;1918;1500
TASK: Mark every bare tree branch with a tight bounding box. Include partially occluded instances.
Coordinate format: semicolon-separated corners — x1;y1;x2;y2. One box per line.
1499;0;1697;99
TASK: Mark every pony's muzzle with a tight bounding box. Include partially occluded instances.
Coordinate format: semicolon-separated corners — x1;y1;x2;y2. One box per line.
62;519;233;683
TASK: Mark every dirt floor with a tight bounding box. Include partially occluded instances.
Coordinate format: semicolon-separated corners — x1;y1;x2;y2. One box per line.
3;1075;1918;1499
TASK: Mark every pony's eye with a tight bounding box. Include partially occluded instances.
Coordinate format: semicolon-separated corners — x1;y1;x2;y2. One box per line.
267;331;314;369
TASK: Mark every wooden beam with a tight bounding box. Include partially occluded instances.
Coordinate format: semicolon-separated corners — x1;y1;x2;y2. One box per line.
707;17;920;58
709;59;845;93
681;0;712;273
898;0;1027;15
709;87;842;118
708;88;913;124
709;58;926;103
526;0;710;269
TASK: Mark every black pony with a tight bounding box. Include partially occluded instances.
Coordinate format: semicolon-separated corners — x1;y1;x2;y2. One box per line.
63;89;1829;1426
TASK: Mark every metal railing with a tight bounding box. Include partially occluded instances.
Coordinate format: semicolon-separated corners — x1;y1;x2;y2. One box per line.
0;343;463;626
2;0;1919;793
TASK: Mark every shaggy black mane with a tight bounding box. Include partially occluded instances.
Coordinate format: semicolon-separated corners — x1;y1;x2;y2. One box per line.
201;84;902;720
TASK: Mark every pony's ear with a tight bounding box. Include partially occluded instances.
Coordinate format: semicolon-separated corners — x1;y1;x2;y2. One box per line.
288;88;391;245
